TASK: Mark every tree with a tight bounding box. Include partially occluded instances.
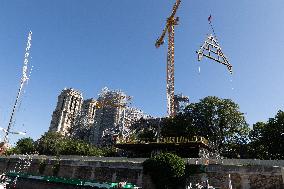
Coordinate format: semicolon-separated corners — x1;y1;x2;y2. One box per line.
59;138;103;156
143;153;185;189
101;147;118;157
161;113;196;138
129;118;161;142
137;128;157;142
249;111;284;159
36;132;103;156
36;132;64;156
247;122;267;159
16;137;36;154
162;96;250;157
265;111;284;159
4;147;20;156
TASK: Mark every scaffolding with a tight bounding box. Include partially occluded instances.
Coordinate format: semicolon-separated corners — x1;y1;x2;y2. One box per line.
174;93;189;113
90;87;148;146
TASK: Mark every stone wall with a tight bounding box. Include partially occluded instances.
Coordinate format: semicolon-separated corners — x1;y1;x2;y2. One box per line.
0;155;283;189
190;164;283;189
0;156;144;186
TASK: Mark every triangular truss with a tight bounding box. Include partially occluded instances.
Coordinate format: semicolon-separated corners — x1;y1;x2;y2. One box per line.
196;34;232;74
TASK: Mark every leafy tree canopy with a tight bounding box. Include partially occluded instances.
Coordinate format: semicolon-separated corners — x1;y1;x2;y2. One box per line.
248;111;284;159
35;132;103;156
36;132;63;156
162;96;250;157
16;137;36;154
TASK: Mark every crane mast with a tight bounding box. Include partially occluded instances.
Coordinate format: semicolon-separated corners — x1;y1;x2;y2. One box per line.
155;0;181;117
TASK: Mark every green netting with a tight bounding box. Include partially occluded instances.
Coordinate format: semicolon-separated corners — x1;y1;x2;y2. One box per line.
6;172;137;189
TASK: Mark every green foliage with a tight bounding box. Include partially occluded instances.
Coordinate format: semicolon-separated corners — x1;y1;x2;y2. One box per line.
186;97;249;153
143;153;185;189
4;138;36;155
130;118;160;142
52;160;60;176
162;113;196;138
162;96;250;157
58;138;100;156
248;111;284;160
38;159;47;174
36;132;63;156
137;129;157;142
35;132;103;156
101;147;118;157
4;147;20;156
16;137;36;154
5;132;104;157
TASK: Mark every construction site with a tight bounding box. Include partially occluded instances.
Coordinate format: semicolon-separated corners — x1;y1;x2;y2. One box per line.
48;87;151;147
44;0;232;150
1;0;284;189
0;0;233;150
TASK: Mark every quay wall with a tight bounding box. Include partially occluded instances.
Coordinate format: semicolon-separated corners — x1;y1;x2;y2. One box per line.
0;155;283;189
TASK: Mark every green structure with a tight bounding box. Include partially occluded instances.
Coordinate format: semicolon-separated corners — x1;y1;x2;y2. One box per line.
5;172;138;189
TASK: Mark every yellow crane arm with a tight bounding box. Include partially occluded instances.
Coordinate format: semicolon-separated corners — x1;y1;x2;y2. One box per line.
170;0;181;18
155;0;181;48
155;25;168;48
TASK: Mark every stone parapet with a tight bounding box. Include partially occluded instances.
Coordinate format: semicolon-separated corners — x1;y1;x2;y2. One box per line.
0;155;283;189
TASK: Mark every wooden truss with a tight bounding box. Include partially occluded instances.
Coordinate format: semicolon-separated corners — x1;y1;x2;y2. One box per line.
196;34;232;74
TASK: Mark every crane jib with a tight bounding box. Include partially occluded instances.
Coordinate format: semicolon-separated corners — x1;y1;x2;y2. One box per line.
155;0;181;117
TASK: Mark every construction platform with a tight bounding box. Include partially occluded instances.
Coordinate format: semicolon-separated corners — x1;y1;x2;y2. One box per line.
115;136;210;158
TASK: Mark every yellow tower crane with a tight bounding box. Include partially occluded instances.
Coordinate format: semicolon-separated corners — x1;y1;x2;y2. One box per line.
155;0;181;117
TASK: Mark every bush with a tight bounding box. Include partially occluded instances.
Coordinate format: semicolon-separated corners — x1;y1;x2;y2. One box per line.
52;159;60;176
36;132;63;156
16;137;36;154
59;138;103;156
101;147;118;157
4;147;20;156
38;159;47;174
143;153;185;189
36;132;103;157
7;132;104;157
3;138;36;155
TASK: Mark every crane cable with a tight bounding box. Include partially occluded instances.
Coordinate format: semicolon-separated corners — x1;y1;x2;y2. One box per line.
198;14;217;74
208;15;234;89
208;15;218;42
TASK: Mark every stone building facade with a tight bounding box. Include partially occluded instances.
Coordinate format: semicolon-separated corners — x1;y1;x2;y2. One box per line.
80;98;97;128
49;88;83;135
49;87;148;146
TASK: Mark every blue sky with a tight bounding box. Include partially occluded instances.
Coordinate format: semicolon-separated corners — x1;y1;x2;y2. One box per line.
0;0;284;144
